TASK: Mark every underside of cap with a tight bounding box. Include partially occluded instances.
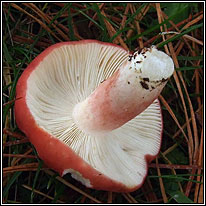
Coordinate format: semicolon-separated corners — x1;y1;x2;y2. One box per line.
15;40;163;191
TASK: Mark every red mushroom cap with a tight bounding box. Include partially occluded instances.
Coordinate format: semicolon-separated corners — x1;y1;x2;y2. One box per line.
15;40;173;192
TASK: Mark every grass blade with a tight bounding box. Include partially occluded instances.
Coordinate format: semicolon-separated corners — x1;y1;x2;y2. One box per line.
157;23;203;48
30;160;43;203
168;191;194;203
3;172;22;198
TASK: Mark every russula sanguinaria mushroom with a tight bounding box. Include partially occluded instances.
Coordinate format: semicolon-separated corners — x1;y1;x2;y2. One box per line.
15;40;174;192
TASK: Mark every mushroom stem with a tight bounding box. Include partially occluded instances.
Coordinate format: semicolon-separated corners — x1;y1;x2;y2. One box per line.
72;46;174;134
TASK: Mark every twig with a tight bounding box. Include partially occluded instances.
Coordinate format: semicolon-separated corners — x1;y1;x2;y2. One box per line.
130;4;144;48
170;105;203;140
159;31;203;46
156;3;169;54
12;148;33;166
10;3;62;42
88;3;105;28
120;3;130;29
167;43;194;165
141;179;157;202
3;128;26;139
44;170;102;203
149;163;202;170
107;191;113;203
155;158;168;203
22;184;65;203
3;163;47;174
23;3;70;41
3;138;29;147
194;128;203;202
181;13;203;31
125;193;138;203
100;10;128;50
3;97;22;107
13;35;50;48
3;154;37;159
159;95;188;143
121;193;133;203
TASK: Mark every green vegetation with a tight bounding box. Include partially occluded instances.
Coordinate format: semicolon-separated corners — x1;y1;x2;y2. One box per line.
2;2;203;204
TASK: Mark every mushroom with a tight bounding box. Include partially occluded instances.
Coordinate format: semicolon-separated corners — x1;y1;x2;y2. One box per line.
15;40;174;192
